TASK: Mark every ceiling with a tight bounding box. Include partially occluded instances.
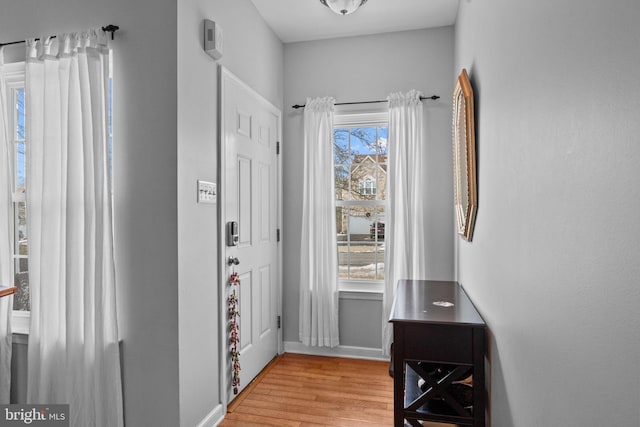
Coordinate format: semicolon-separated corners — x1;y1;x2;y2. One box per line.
250;0;459;43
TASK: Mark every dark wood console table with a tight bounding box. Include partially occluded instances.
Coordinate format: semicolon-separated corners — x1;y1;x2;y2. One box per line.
389;280;487;426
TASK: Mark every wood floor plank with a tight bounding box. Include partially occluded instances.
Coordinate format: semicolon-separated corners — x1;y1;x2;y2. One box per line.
218;353;394;427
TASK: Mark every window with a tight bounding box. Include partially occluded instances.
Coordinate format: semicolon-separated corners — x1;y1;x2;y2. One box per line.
2;63;29;333
334;112;388;290
3;64;28;310
359;176;377;196
3;56;113;334
12;85;28;312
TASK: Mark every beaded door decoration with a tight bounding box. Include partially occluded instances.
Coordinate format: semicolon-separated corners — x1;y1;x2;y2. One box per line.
228;271;241;394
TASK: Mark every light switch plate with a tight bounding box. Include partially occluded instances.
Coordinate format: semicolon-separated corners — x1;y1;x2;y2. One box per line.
197;180;216;204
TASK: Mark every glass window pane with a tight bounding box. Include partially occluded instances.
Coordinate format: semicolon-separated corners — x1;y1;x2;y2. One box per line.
12;85;29;311
375;242;385;280
16;88;25;141
376;166;387;201
337;207;349;279
347;241;378;280
336;206;385;281
13;261;30;311
349;127;377;156
333;128;350;166
377;126;388;156
335;166;348;200
367;207;385;240
16;201;27;254
16;142;25;190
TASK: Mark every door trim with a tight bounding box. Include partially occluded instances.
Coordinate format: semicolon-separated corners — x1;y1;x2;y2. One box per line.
217;65;283;410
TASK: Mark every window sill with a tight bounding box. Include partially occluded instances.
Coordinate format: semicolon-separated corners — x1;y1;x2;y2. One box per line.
12;311;30;335
339;280;383;298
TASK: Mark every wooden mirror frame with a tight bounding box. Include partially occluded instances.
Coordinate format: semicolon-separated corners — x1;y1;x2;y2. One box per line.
452;68;477;241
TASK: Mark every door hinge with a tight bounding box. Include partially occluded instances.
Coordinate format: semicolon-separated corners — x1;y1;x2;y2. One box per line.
276;141;280;155
277;315;281;329
277;229;281;242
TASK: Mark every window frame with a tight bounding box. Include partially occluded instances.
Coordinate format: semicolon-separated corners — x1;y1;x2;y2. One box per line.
334;109;388;294
2;62;30;334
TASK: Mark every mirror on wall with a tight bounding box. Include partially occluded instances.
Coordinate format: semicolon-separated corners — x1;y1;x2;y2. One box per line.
452;68;477;241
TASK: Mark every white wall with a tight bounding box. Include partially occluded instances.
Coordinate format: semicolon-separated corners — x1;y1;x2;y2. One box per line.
455;1;640;425
282;27;455;348
177;1;282;426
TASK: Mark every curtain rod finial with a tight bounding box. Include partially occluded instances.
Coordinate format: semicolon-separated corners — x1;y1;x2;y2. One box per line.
102;25;119;40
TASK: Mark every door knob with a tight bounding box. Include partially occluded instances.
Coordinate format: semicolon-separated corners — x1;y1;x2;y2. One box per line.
228;256;240;266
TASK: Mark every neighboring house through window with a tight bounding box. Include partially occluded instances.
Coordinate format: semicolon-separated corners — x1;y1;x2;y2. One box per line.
334;111;388;292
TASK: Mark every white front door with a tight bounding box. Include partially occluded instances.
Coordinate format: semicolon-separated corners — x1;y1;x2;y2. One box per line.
219;67;281;402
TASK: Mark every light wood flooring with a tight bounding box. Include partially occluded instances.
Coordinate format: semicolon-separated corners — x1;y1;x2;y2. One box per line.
219;353;457;427
219;352;394;427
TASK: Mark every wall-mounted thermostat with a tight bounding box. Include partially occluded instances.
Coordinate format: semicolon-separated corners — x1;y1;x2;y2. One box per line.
197;180;216;204
204;19;223;60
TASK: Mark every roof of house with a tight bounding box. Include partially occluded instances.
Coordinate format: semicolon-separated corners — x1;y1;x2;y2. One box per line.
351;154;387;174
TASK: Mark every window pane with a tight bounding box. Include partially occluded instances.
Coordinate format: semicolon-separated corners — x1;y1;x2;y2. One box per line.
16;88;26;190
337;207;350;279
376;126;388;200
349;127;377;156
377;126;388;156
16;142;25;189
375;242;385;280
333;128;351;166
335;166;348;200
16;88;25;141
13;260;30;311
16;202;27;255
13;199;29;311
336;206;385;280
12;86;29;311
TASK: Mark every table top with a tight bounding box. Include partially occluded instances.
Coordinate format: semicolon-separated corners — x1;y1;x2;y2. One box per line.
389;280;485;326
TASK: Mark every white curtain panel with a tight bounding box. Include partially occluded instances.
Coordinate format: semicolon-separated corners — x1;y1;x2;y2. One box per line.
382;90;429;356
299;97;340;348
0;48;14;404
25;31;123;426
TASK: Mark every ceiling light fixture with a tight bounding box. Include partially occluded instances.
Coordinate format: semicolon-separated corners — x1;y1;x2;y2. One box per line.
320;0;368;16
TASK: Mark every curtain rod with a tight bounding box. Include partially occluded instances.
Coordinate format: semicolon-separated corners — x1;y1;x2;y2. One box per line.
291;94;440;109
0;25;120;48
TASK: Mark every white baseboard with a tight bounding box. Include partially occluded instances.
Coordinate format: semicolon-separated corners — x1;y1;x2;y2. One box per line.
197;404;225;427
284;341;389;361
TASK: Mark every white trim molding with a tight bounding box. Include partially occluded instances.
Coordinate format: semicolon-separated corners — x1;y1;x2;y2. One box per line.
283;341;388;361
197;404;225;427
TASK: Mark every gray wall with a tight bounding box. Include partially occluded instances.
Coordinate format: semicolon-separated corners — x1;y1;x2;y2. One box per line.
455;1;640;426
2;1;283;426
0;1;180;425
177;1;283;426
282;27;456;348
